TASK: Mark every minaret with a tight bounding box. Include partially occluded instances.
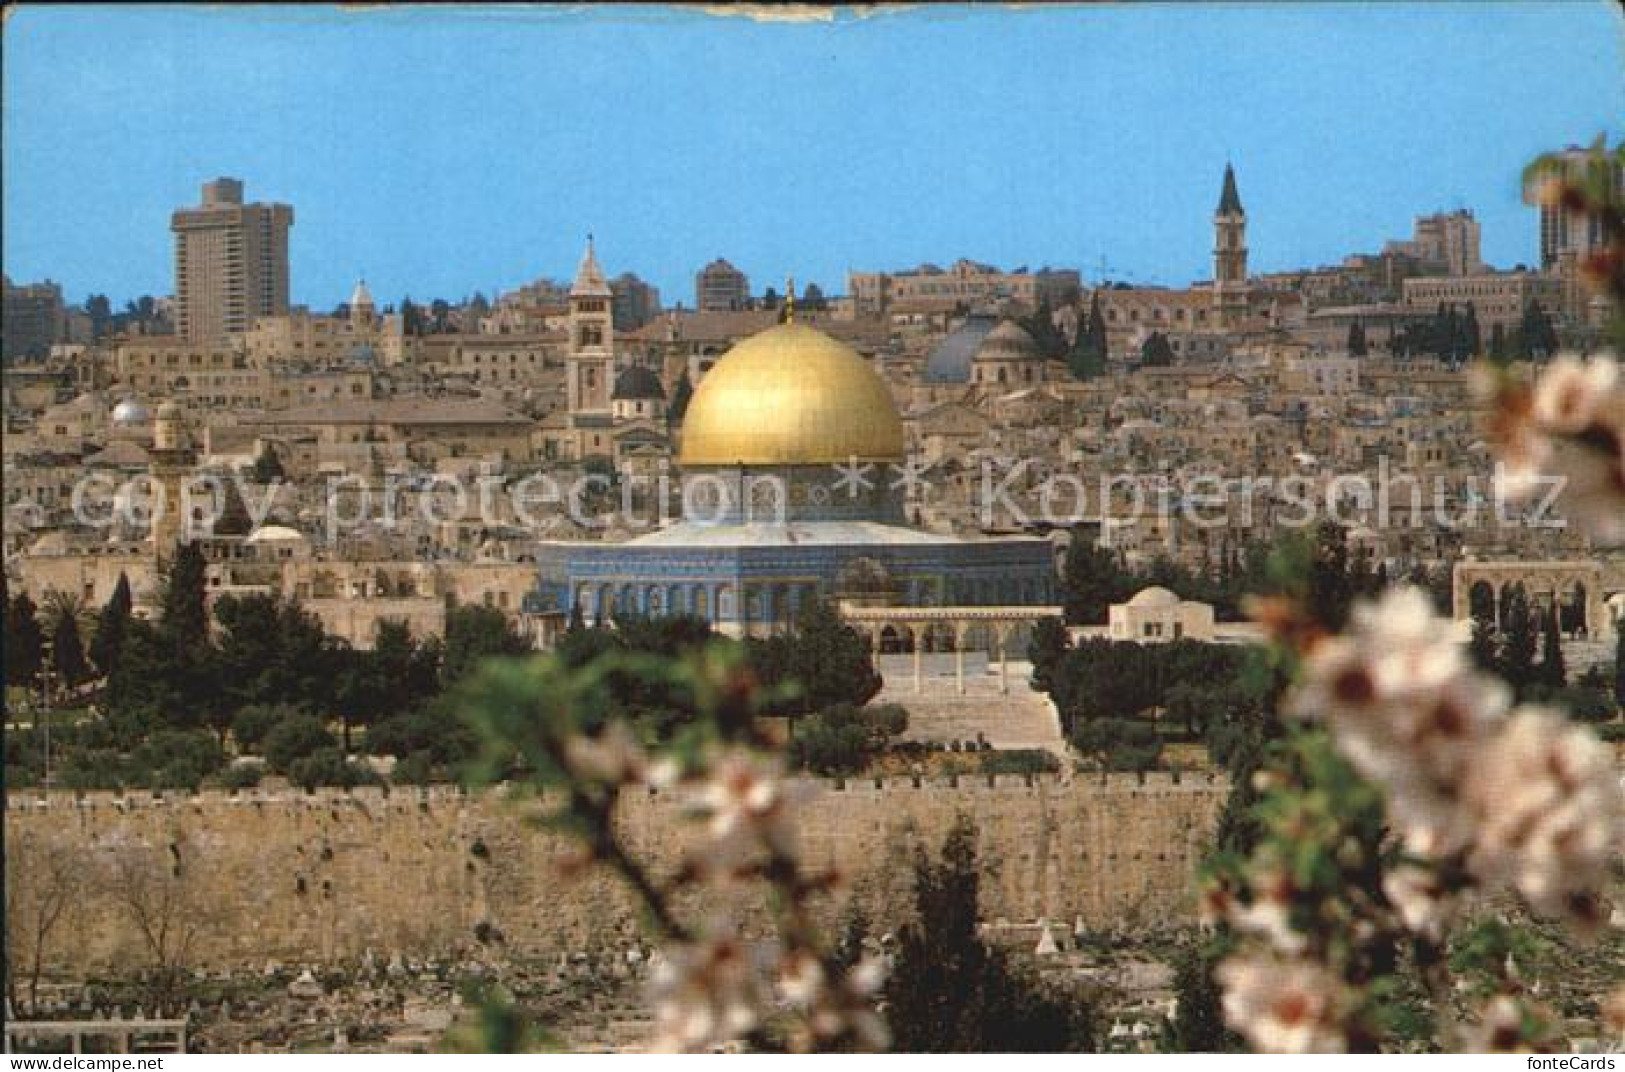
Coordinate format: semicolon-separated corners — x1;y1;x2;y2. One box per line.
566;235;615;418
149;402;196;559
1213;163;1249;328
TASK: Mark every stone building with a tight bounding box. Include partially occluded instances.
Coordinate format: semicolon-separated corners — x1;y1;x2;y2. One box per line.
171;177;293;342
695;257;750;312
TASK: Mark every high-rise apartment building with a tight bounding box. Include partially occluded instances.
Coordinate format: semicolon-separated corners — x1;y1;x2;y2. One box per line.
1;276;67;361
695;258;749;312
172;177;293;341
610;272;662;330
1526;144;1624;270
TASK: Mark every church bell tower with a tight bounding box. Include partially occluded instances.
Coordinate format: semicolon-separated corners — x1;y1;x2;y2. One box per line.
1213;163;1249;328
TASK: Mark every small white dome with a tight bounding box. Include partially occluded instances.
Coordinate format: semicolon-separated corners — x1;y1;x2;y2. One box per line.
350;279;375;309
1126;586;1180;608
111;398;150;424
244;524;308;544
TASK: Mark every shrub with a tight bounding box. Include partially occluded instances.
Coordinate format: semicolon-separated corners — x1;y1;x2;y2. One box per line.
979;750;1061;776
232;703;302;752
263;715;337;773
1072;717;1162;773
220;762;264;790
1552;684;1616;723
788;703;910;776
391;750;437;786
288;747;377;791
131;730;224;792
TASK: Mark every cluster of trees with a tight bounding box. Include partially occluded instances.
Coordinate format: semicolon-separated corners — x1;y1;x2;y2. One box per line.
3;579;92;699
1390;300;1559;364
1059;524;1451;631
398;294;490;337
1467;583;1620;718
83;294;170;341
881;816;1097;1051
1390;303;1480;363
551;599;887;759
1017;292;1111;382
1068;291;1109;380
6;543;531;791
1032;628;1264;773
787;704;907;775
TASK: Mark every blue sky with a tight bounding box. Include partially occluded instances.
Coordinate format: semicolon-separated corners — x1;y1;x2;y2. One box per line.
4;3;1621;309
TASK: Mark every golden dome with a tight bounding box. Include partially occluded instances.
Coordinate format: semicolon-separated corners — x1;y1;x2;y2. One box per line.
679;323;904;467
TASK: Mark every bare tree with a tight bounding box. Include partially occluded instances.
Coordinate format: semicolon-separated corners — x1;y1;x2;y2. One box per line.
4;829;90;1015
103;835;217;1007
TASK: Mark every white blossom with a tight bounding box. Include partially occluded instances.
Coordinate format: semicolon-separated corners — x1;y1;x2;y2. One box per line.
1217;954;1352;1054
690;749;806;875
646;932;773;1053
563;719;677;787
1289;587;1507;854
1461;706;1624;931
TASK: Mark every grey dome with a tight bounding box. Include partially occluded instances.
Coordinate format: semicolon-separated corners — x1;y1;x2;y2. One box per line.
924;313;999;384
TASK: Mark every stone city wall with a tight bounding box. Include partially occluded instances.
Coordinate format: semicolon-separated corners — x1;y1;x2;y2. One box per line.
5;773;1225;981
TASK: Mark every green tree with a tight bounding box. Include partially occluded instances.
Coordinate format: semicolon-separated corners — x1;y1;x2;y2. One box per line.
885;816;1094;1052
160;542;209;650
1068;291;1109;380
1060;529;1129;625
1021;296;1068;359
753;599;882;716
787;703;907;775
668;370;695;422
1498;585;1538;699
1308;522;1355;632
1515;299;1557;360
249;446;285;483
212;594;332;738
262;714;337;773
1615;626;1624;713
1168;939;1240;1052
1468;615;1498;674
1140;331;1175;367
5;592;45;692
50;606;88;689
346;620;441;750
89;573;133;680
442;604;532;685
1071;717;1161;772
1027;617;1071;693
1536;604;1566;694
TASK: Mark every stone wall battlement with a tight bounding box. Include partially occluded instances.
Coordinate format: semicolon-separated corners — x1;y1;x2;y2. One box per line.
5;770;1224;815
5;775;1228;982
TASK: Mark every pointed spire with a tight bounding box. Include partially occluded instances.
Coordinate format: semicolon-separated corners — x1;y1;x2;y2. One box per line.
784;275;796;324
571;233;611;298
1217;163;1244;216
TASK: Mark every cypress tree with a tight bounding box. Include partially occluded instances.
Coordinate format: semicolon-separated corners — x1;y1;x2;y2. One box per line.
51;608;88;689
4;591;45;691
90;573;134;678
161;542;210;649
1537;604;1566;693
1499;586;1538;699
